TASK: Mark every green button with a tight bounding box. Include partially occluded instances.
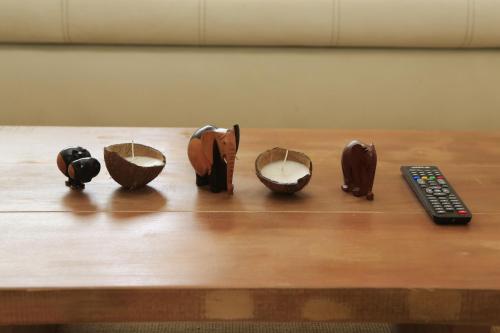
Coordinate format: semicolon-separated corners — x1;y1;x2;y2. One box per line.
429;176;436;180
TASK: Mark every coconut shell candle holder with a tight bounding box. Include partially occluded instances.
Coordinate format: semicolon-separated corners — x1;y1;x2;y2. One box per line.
104;143;166;190
255;147;312;194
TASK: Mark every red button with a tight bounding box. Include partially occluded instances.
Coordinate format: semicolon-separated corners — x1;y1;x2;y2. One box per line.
458;210;468;215
437;175;444;179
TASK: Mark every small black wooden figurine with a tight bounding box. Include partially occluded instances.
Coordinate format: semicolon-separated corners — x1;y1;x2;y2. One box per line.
341;140;377;200
57;147;101;189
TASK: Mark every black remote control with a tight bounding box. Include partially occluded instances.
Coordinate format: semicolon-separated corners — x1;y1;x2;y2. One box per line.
401;166;472;225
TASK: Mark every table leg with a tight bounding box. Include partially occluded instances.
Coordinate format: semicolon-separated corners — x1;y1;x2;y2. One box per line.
395;324;491;333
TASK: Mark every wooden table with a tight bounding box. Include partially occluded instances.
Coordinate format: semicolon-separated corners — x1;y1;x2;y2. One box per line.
1;127;500;333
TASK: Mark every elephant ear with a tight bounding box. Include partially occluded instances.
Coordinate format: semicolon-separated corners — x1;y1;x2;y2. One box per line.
201;131;216;167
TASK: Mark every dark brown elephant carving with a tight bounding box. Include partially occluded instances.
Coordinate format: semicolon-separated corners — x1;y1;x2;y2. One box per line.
341;140;377;200
187;125;240;194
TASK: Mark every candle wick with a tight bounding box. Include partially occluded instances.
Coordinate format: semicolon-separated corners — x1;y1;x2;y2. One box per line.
281;149;289;173
132;140;135;159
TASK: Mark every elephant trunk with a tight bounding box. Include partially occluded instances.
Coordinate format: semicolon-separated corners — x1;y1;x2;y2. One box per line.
226;150;236;194
367;145;377;194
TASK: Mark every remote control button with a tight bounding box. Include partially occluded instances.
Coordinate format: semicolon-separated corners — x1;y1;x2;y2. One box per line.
437;175;444;179
442;188;450;194
413;176;420;180
445;207;455;212
458;210;468;215
436;210;446;214
434;192;448;196
437;179;446;185
425;188;434;194
433;189;442;193
417;179;425;185
421;176;428;180
429;176;436;180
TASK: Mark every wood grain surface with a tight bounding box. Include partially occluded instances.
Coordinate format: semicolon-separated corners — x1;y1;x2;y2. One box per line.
0;127;500;326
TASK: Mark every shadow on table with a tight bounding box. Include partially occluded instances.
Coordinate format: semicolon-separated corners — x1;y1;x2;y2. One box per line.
108;185;167;219
265;190;312;203
61;190;99;216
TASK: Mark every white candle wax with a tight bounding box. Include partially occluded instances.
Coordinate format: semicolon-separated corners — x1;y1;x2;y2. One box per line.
260;160;310;184
125;156;164;167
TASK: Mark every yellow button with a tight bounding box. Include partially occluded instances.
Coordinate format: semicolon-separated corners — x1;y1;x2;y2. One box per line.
421;176;428;180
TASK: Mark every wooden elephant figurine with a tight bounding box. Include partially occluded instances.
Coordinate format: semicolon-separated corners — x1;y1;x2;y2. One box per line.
187;124;240;194
341;140;377;200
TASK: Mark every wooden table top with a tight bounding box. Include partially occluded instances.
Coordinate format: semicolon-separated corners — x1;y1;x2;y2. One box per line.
1;126;500;325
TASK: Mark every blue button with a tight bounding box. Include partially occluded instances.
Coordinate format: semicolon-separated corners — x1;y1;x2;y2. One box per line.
413;176;420;180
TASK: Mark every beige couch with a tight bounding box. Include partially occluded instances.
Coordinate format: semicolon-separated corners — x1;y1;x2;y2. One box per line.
1;0;499;130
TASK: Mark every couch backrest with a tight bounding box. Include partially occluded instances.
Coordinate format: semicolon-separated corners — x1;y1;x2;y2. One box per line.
1;0;500;48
